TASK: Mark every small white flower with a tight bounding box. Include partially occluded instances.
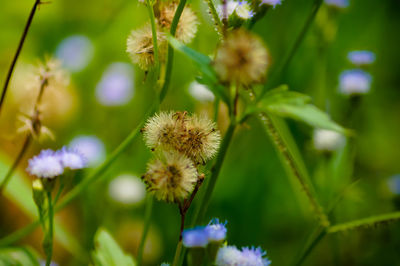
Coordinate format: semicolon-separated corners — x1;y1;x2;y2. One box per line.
27;149;64;178
108;174;146;205
217;1;239;19
56;146;87;170
339;69;372;96
236;2;254;19
313;129;345;152
69;136;106;167
260;0;282;8
216;246;243;266
347;50;375;66
188;81;215;102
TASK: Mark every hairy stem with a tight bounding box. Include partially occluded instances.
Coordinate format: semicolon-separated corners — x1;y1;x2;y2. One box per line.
159;0;187;102
259;113;330;227
204;0;224;35
0;0;42;114
136;195;154;265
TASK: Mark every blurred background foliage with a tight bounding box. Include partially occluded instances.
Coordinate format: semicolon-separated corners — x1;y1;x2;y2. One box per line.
1;0;400;265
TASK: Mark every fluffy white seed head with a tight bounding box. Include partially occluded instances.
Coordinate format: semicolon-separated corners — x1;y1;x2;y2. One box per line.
142;152;198;202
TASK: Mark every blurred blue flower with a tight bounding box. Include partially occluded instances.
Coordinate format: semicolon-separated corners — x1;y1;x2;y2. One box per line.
339;69;372;96
182;227;209;248
387;175;400;195
205;218;227;242
241;246;271;266
324;0;349;9
260;0;282;8
95;63;135;106
56;146;87;170
347;50;376;66
56;35;94;72
27;149;64;178
69;135;106;167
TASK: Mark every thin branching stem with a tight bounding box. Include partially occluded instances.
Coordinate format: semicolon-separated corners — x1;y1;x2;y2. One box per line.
259;0;323;98
0;0;42;114
204;0;223;36
136;195;154;265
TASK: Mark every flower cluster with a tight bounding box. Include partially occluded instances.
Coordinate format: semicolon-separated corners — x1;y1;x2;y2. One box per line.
27;147;87;179
183;218;228;247
339;50;375;96
127;0;198;70
182;218;271;266
141;111;221;202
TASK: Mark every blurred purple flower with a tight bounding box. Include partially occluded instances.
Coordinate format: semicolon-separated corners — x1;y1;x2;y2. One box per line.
56;35;94;72
69;135;106;167
95;63;135;106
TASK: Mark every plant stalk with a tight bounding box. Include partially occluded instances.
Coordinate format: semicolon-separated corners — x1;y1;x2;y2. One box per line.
136;195;153;265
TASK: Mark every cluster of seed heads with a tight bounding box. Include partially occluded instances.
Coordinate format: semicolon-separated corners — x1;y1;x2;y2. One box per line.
141;111;221;202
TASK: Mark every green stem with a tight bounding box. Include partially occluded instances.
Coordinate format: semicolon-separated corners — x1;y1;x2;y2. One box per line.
146;0;160;77
172;240;183;266
259;113;330;227
259;0;323;98
192;122;236;226
0;0;41;114
136;195;153;265
204;0;224;36
159;0;187;102
44;191;54;266
0;135;31;194
294;227;326;266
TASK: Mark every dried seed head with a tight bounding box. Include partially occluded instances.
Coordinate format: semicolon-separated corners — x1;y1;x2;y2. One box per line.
126;25;166;70
214;29;269;85
142;111;221;164
158;3;199;44
142;151;198;202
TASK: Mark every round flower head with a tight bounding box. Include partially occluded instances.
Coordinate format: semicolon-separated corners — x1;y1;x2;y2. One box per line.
324;0;349;9
56;146;87;170
214;29;269;85
216;245;243;266
182;227;209;248
127;25;166;70
142;111;186;152
205;218;227;242
142;151;198;202
143;111;221;164
240;246;271;266
158;3;199;44
260;0;282;8
313;129;345;152
27;149;64;178
347;50;376;66
108;174;146;205
339;69;372;96
235;2;255;19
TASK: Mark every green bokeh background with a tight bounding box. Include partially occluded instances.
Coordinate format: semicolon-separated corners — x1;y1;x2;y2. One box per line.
1;0;400;265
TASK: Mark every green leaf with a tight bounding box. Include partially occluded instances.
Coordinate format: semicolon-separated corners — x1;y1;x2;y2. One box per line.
258;86;349;135
92;228;136;266
0;246;40;266
328;212;400;234
167;35;230;104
